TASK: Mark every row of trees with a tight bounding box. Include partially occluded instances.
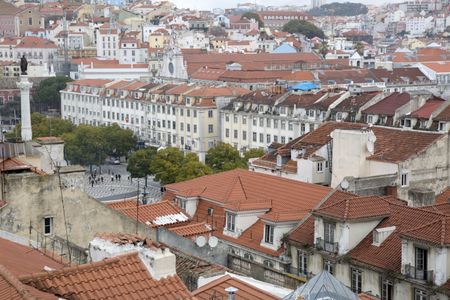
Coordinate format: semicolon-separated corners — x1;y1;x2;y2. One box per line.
127;142;264;185
6;113;137;170
309;2;368;17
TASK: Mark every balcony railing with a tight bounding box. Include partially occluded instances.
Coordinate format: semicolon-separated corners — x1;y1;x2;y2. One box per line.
403;264;434;283
315;237;339;253
284;266;312;279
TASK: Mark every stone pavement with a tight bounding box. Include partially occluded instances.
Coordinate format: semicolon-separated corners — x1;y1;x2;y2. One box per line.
84;164;162;202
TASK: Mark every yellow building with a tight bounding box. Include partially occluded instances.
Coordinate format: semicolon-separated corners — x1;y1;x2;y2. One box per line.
148;29;169;49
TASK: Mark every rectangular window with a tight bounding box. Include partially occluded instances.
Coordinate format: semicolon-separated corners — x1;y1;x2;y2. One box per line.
381;279;393;300
208;110;213;118
414;289;428;300
351;268;362;294
253;132;257;142
243;131;247;141
324;222;335;244
234;130;238;139
194;125;197;133
281;136;286;144
226;128;230;138
242;116;247;124
253;118;257;126
274;119;278;128
225;114;229;122
266;134;271;144
288;122;293;131
317;162;323;172
298;251;308;275
266;118;271;128
226;212;236;232
259;118;264;127
324;260;335;275
264;224;274;244
208;124;213;133
259;133;264;143
401;172;408;187
43;217;53;235
234;115;238;123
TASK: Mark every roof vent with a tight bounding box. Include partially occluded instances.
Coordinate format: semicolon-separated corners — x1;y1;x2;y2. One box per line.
225;287;238;300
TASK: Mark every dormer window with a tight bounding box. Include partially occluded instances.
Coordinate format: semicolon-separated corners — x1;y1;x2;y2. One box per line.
226;212;236;232
373;226;396;246
264;224;274;244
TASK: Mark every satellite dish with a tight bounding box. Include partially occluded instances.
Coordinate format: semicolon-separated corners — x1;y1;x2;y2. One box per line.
208;236;218;248
195;236;206;248
340;179;350;191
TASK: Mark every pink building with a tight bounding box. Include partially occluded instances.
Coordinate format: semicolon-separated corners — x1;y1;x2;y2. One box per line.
0;0;20;37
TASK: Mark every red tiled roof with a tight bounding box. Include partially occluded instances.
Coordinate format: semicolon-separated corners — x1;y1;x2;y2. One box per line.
422;62;450;73
0;238;65;277
0;265;56;300
20;252;195;300
69;79;112;87
169;222;212;237
410;97;446;119
333;92;380;112
16;37;57;49
106;199;137;210
436;188;450;205
362;92;410;115
313;196;405;222
434;103;450;121
111;200;190;227
401;216;450;246
193;274;279;300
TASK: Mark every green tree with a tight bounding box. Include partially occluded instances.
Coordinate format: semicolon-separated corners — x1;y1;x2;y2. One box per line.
355;41;364;55
243;148;265;162
176;158;212;182
318;41;329;58
63;125;107;170
127;147;157;184
282;20;325;39
150;148;210;185
32;76;72;113
150;147;186;185
309;2;368;16
6;112;74;141
206;142;246;172
100;124;137;158
241;12;264;28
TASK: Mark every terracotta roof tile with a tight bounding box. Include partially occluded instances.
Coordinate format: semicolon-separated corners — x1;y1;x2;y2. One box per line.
0;238;65;277
362;92;410;115
0;265;56;300
434;103;450;121
313;196;404;222
422;62;450;73
111;200;190;227
106;199;138;210
436;188;450;205
410;97;446;119
16;37;57;49
169;222;212;237
193;274;279;300
20;252;195;300
400;216;450;246
332;92;380;112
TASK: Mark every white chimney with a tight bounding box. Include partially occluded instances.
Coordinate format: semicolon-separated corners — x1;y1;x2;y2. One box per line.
225;287;238;300
89;236;177;280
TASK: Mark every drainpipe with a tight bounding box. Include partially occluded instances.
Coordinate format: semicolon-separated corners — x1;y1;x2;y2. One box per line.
225;287;238;300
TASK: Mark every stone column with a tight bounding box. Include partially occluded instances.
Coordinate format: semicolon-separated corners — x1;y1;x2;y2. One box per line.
17;76;33;141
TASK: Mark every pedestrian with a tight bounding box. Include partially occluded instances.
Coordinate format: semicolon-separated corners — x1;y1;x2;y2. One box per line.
111;175;114;182
91;180;94;187
88;176;91;182
101;177;104;183
118;174;121;181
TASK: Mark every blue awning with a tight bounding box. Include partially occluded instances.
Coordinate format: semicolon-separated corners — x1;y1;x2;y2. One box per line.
288;81;320;91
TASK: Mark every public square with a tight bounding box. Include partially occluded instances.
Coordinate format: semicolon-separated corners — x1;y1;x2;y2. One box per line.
84;163;162;202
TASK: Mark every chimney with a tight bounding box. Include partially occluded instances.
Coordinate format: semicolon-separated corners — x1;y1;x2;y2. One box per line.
225;287;238;300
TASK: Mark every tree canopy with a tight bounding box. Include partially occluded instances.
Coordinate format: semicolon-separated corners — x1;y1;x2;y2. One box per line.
32;76;72;113
206;142;246;172
150;148;211;185
243;148;265;162
63;125;107;167
6;112;74;141
127;147;157;179
309;2;368;16
241;12;264;28
282;20;325;39
100;124;137;158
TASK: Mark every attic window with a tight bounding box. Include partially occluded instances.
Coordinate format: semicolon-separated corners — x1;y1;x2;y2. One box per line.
372;226;396;246
207;208;214;216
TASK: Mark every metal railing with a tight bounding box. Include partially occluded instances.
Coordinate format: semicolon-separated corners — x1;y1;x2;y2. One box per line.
403;264;434;283
315;237;339;253
29;225;88;265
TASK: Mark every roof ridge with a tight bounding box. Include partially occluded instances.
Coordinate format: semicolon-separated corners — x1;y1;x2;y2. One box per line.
19;252;137;282
442;218;446;246
0;265;35;300
344;198;350;221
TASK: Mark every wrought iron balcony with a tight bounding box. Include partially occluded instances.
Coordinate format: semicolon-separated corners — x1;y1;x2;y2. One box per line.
315;237;339;253
403;264;434;283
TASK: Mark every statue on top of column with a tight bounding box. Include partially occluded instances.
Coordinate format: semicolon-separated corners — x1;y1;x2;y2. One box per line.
20;55;28;75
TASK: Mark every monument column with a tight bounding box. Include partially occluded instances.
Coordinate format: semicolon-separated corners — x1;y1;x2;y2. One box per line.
17;76;33;141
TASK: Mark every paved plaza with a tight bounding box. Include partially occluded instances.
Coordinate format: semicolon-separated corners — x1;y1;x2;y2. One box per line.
84;163;162;202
